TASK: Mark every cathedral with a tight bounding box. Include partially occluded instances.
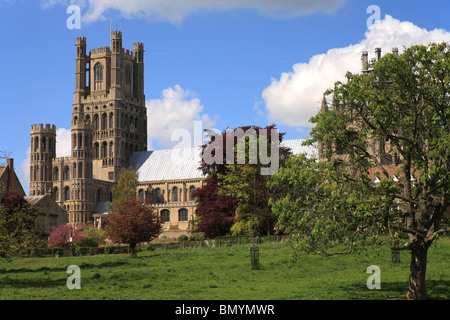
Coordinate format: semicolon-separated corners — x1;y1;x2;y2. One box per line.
28;32;314;238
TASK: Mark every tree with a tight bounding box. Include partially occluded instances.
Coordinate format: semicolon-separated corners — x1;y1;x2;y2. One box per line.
72;222;106;248
193;124;289;237
47;224;71;248
108;168;139;212
105;197;162;257
0;190;43;261
270;43;450;300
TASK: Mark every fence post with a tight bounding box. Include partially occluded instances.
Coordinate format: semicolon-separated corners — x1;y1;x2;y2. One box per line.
250;246;260;270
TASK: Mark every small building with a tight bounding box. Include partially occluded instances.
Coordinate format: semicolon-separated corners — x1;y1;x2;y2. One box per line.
24;195;67;235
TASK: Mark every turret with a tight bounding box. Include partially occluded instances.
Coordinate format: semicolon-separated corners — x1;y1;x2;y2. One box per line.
75;37;88;100
30;124;56;196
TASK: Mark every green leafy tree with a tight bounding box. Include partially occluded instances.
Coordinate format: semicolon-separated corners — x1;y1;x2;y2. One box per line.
0;190;43;261
107;168;139;212
270;43;450;300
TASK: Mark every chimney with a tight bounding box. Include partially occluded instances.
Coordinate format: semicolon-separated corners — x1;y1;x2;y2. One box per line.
6;158;14;190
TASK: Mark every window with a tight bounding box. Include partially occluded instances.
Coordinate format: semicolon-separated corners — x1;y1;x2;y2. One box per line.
155;188;162;204
161;209;170;222
189;186;196;201
53;167;59;181
94;142;99;158
178;208;188;222
54;187;59;201
172;187;178;202
64;187;70;201
94;63;103;90
138;189;144;203
93;114;99;130
64;166;70;180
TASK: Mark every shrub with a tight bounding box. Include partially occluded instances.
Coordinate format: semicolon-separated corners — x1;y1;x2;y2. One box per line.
178;234;189;242
189;232;206;241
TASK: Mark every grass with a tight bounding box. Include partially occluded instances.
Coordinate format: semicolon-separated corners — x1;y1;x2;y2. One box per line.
0;240;448;300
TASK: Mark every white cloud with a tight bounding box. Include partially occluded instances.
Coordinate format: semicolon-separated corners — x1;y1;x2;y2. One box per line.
146;84;218;150
262;15;450;128
41;0;345;24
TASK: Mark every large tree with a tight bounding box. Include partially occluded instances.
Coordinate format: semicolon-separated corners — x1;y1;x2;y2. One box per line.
193;124;289;237
105;197;162;257
107;168;139;212
270;43;449;300
0;190;43;261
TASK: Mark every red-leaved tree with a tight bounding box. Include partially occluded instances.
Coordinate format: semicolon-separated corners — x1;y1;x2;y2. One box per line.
105;197;162;257
47;224;71;248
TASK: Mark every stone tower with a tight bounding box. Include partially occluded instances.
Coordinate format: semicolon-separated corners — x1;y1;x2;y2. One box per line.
29;31;147;228
73;31;147;182
29;124;56;196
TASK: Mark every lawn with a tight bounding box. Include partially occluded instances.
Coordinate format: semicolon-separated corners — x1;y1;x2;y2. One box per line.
0;240;448;300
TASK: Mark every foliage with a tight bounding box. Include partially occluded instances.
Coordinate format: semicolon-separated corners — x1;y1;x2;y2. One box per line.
0;190;43;261
177;234;189;242
47;224;71;248
272;42;449;300
189;232;206;241
105;197;162;257
107;168;139;212
194;124;290;237
72;223;106;248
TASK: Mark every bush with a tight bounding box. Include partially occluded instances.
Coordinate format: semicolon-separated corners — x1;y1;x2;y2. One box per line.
189;232;206;241
178;234;189;242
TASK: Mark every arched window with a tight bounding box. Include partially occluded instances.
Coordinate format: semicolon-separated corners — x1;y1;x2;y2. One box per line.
94;142;99;158
109;113;114;128
54;187;59;202
53;167;59;181
189;186;196;201
94;63;103;90
172;187;178;202
109;142;114;157
161;209;170;222
78;162;83;178
138;189;144;203
64;187;70;201
101;142;107;158
64;166;70;180
178;208;188;222
102;113;108;130
93;114;99;130
155;188;162;204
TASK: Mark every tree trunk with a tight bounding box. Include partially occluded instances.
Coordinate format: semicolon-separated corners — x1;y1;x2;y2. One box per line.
406;242;429;300
129;243;137;258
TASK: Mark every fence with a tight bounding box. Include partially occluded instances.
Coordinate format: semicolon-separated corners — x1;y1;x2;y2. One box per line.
25;235;286;258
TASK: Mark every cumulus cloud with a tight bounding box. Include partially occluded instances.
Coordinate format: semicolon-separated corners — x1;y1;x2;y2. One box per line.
146;84;218;150
262;15;450;128
41;0;346;24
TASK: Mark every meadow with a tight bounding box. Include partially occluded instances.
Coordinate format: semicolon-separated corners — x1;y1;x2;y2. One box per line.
0;240;448;300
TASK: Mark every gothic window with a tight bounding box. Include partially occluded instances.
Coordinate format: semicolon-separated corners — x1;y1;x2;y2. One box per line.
78;162;83;178
161;209;170;222
64;166;70;180
53;167;59;181
109;113;114;128
172;187;178;202
94;142;99;158
93;114;99;130
102;113;107;130
189;186;196;201
178;208;188;222
54;187;59;202
138;189;144;203
101;142;107;158
94;63;103;90
34;137;39;152
155;188;162;204
64;187;70;201
109;142;114;157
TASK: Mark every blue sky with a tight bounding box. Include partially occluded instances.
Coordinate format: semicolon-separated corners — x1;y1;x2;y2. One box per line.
0;0;449;194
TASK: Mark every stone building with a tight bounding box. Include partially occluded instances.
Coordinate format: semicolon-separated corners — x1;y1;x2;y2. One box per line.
29;31;318;238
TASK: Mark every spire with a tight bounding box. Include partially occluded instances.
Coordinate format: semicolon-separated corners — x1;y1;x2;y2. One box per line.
320;95;329;113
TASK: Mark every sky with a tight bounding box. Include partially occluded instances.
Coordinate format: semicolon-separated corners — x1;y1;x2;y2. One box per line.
0;0;449;195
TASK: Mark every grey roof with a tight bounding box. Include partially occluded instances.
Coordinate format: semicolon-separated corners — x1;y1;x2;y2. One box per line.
281;139;319;158
130;139;318;183
93;202;109;215
129;148;204;182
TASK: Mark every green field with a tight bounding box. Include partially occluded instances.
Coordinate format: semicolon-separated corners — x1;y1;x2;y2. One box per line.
0;240;449;300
